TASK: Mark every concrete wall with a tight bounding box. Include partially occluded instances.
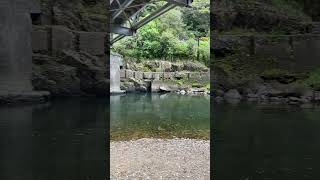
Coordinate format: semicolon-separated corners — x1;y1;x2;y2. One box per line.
213;34;320;72
0;0;33;92
110;53;122;93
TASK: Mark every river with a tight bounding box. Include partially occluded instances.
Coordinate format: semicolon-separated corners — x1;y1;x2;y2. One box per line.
2;94;319;179
0;94;209;179
212;102;320;179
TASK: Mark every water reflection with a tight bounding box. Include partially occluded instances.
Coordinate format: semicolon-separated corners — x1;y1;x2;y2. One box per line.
212;102;320;179
0;105;33;180
0;98;108;180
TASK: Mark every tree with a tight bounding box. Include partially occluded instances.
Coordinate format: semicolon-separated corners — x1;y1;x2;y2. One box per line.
112;0;210;65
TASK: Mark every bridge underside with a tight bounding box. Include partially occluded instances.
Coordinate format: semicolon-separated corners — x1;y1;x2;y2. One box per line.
110;0;192;44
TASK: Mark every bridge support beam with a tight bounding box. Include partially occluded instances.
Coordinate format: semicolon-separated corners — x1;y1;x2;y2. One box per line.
0;0;49;103
111;24;136;36
110;0;193;44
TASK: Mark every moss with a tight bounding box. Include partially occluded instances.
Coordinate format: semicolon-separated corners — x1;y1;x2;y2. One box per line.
111;129;210;141
191;83;202;88
261;68;290;79
204;83;210;90
143;66;151;72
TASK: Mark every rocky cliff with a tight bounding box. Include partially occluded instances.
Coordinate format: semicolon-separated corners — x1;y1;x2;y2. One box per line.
211;0;320;105
30;0;109;97
212;0;313;34
38;0;108;31
31;24;108;96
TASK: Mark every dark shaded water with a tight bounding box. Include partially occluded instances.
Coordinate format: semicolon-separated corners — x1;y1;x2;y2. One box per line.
212;102;320;180
0;98;107;180
110;93;210;140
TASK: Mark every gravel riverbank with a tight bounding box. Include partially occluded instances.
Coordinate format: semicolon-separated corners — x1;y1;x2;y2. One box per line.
110;138;210;180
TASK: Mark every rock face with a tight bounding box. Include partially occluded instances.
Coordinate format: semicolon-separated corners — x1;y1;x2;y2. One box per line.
31;23;109;96
120;78;148;93
39;0;108;32
212;1;311;33
32;51;108;96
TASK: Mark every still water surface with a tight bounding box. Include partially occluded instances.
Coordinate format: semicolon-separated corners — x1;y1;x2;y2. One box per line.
110;93;210;140
213;102;320;180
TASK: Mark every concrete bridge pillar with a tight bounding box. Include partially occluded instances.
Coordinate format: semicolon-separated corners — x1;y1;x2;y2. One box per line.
0;0;49;103
110;53;125;94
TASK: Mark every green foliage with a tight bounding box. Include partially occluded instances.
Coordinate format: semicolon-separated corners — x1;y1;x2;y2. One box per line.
181;0;210;37
112;0;210;66
204;83;210;90
304;68;320;90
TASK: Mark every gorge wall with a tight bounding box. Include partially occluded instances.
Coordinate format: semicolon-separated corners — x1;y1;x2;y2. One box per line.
32;25;109;96
212;34;320;73
211;33;320;104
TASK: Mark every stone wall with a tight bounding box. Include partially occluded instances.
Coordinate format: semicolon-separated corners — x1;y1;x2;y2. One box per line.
32;25;108;56
120;69;210;82
213;34;320;72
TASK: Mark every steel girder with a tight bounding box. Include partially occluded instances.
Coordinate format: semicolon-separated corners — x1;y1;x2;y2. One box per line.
110;0;192;44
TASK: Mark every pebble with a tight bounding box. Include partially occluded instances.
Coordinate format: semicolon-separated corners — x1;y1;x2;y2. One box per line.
111;138;210;179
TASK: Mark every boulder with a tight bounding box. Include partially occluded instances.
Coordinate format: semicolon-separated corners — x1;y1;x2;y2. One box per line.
151;80;162;92
143;72;153;79
183;62;208;72
224;89;242;99
120;81;135;92
159;84;179;92
247;93;259;99
215;96;224;102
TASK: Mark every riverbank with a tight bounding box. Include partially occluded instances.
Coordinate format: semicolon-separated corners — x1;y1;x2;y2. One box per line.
110;138;210;180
